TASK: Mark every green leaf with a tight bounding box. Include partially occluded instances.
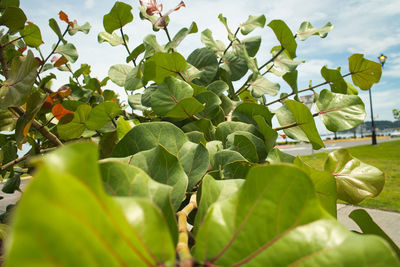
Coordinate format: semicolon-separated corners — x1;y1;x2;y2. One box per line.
296;21;333;41
195;91;222;120
187;48;219;86
205;140;223;167
103;1;133;33
218;14;234;40
86;102;121;130
320;66;347;94
349;209;400;258
182;119;215;141
0;50;38;109
108;64;133;87
222;160;254;180
220;51;248;81
165;97;204;120
201;29;226;57
127;43;145;63
268;20;297;58
242;36;261;57
68;21;91;35
55;43;78;63
57;104;91;140
226;131;266;163
324;149;385;204
113;121;188;157
266;148;295;163
349;54;382;90
124;65;143;91
275;100;325;150
0;0;20;10
271;46;304;73
194;164;399;266
215;121;263;146
99;160;178;244
165;22;198;51
193;175;244;234
19;24;42;48
0;109;17;131
232;41;258;74
253;115;278;154
128;94;147;111
178;141;209;190
2;173;20;194
98;32;125;46
143;52;187;84
0;7;26;31
282;70;298;95
116;117;133;140
49;18;65;43
212;150;246;171
316;89;366;132
232;102;273;126
150;77;201;118
143;34;166;58
127;145;188;210
5;143;176;266
249;74;280;98
207;80;229;96
240;15;266;35
294;156;337;217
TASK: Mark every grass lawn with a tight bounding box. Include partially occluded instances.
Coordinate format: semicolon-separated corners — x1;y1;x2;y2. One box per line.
301;140;400;212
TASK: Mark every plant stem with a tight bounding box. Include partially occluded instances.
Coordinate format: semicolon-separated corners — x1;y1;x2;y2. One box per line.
120;27;136;66
258;46;285;71
1;147;56;171
2;36;24;48
38;25;70;74
218;27;240;64
176;193;197;267
65;64;83;88
273;122;301;131
265;72;352;106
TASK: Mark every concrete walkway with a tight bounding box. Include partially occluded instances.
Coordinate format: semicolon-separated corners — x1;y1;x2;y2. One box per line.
0;180;399;247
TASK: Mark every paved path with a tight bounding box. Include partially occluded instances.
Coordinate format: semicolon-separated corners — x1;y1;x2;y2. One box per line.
279;138;396;156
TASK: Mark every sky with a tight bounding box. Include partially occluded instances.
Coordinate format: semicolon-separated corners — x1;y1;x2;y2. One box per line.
20;0;400;134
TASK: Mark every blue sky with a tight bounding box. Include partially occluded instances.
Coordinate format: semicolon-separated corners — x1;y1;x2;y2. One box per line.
20;0;400;134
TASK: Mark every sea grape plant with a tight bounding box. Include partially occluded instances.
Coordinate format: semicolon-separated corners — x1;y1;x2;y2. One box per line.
0;0;399;266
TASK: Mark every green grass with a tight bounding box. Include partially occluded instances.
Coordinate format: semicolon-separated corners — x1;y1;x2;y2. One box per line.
302;140;400;212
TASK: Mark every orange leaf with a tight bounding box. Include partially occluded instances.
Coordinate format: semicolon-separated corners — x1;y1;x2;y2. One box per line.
57;86;71;98
23;120;33;137
18;44;27;53
52;104;73;120
59;11;69;24
42;96;54;109
54;55;68;67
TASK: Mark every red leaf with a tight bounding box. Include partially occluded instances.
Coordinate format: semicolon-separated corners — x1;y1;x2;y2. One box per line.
52;104;73;120
18;45;27;53
27;21;34;25
59;11;69;24
42;96;54;109
54;56;68;67
34;57;44;66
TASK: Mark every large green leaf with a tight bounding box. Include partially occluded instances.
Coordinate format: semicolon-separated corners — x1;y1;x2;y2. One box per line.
86;101;121;130
150;77;203;118
195;91;221;120
178;141;209;190
20;23;42;47
249;75;280;98
218;14;235;41
296;21;333;41
142;34;166;58
182;119;215;141
315;89;365;132
294;156;337;217
103;1;133;33
227;133;258;162
49;18;65;43
55;43;78;63
193;175;244;234
242;36;261;57
240;15;266;35
349;209;400;258
112;121;188;157
282;70;298;95
232;41;258;74
194;165;399;266
165;22;198;51
201;29;226;57
324;149;385;204
268;20;297;58
320;66;347;94
5;143;176;266
57;104;91;140
99;160;178;244
266;148;295;163
187;48;219;85
127;145;188;210
0;50;38;109
215;121;263;146
124;65;143;91
349;54;382;90
143;52;187;84
271;46;304;73
232;102;273;126
0;7;26;31
221;51;248;81
108;64;132;87
275;100;325;150
253;115;278;154
212;150;246;171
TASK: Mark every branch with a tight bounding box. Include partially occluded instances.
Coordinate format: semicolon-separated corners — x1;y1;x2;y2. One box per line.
120;27;136;66
38;25;70;74
65;63;83;88
258;46;285;71
1;147;56;171
273;122;301;131
218;27;240;64
266;73;352;106
177;193;197;267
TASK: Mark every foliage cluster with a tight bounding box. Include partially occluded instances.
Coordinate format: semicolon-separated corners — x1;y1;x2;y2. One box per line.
0;0;399;266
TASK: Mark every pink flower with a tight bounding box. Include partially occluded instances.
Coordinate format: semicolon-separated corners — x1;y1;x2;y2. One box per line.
139;0;163;16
